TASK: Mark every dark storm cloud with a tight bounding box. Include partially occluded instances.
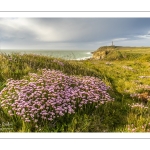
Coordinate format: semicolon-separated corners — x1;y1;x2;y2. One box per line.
0;18;150;49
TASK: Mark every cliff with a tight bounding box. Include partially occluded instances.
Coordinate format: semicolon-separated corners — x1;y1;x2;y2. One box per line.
92;46;150;60
92;46;120;60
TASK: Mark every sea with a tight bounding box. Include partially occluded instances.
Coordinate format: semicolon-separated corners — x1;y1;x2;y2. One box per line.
0;50;93;60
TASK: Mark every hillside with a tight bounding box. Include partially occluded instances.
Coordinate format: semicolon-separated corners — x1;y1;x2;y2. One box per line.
1;51;150;132
92;46;150;60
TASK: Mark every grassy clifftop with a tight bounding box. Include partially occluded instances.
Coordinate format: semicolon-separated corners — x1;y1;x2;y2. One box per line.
92;46;150;60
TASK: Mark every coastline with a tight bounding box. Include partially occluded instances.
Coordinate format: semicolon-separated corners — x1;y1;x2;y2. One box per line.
0;50;93;60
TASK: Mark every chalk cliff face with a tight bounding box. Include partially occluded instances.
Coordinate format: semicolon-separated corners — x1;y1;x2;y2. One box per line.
92;50;107;60
92;46;117;60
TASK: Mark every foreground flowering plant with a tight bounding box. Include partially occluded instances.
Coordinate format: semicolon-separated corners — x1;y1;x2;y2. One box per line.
0;69;113;126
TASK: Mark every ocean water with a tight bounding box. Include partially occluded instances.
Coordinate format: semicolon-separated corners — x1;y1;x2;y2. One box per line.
0;50;93;60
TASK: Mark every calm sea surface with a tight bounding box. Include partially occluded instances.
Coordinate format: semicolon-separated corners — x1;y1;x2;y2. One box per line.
0;50;93;60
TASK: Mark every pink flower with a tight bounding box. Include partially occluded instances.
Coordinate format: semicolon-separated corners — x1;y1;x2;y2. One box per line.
0;68;113;126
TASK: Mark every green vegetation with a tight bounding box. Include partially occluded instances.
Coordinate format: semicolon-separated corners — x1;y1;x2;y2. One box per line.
1;47;150;132
92;46;150;61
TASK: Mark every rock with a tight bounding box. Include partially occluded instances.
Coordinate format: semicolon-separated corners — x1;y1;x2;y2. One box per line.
92;46;117;60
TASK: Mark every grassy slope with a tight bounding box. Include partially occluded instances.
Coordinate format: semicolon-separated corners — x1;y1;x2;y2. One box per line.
1;47;150;132
84;47;150;132
93;46;150;60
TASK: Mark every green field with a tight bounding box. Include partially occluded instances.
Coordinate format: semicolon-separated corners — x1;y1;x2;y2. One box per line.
117;47;150;54
1;47;150;132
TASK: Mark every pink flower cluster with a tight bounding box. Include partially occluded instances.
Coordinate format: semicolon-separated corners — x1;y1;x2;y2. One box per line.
129;103;148;109
0;69;113;124
53;60;64;66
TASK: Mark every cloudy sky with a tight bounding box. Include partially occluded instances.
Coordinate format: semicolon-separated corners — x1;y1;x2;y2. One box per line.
0;18;150;50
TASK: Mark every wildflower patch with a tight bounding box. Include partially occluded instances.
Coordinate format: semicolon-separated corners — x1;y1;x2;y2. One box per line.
0;69;113;126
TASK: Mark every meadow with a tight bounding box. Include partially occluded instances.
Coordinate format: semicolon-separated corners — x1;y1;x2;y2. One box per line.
0;48;150;132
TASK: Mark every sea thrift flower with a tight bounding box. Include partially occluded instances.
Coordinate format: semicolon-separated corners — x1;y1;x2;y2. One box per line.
0;69;113;127
130;103;148;109
53;60;64;66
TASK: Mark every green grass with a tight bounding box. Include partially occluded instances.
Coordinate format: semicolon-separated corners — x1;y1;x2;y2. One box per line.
1;49;150;132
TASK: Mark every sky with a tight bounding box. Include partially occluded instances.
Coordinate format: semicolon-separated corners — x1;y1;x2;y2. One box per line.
0;18;150;50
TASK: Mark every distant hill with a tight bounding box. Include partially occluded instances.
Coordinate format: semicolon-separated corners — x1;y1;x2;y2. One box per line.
92;46;150;60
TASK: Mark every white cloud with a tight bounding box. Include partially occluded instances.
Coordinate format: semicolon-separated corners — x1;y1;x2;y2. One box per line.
113;38;128;41
135;35;150;39
1;18;150;49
